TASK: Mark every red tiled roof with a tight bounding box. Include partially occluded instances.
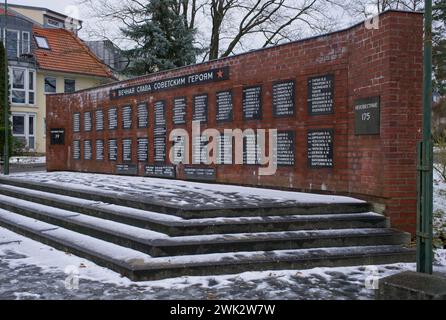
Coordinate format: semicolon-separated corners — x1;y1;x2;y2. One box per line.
0;8;17;16
33;27;115;79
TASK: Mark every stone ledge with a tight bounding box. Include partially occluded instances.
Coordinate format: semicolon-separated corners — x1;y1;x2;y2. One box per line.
376;271;446;300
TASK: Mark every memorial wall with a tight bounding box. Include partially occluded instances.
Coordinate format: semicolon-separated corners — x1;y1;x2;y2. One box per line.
46;11;423;234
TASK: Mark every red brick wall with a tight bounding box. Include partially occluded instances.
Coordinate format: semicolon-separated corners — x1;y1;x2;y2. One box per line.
46;11;423;234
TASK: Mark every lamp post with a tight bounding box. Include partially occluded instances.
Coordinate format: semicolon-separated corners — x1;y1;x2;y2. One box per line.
2;0;8;175
417;0;433;274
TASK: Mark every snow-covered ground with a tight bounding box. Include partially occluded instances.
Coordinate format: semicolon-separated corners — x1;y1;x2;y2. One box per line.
0;170;443;299
0;226;416;300
9;157;46;165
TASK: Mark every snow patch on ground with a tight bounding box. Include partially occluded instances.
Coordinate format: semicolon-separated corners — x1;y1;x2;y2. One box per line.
9;157;46;165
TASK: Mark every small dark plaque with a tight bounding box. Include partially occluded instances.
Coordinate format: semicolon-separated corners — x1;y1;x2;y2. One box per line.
192;135;208;165
172;136;186;164
137;138;149;162
193;94;208;123
184;166;216;182
355;96;381;135
243;86;262;120
216;90;233;122
145;165;176;179
84;112;92;132
273;80;295;117
96;110;104;131
73;113;80;133
308;74;334;115
154;136;166;163
108;139;118;161
217;134;232;165
137;103;148;129
122;105;132;130
154;101;166;127
84;140;92;160
243;133;259;165
173;97;187;125
307;129;334;168
96;140;104;161
116;164;137;176
108;108;118;130
73;140;81;160
50;129;65;145
273;131;295;166
122;139;132;162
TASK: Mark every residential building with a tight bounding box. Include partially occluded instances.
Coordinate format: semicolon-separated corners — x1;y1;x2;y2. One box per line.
85;40;128;79
0;5;115;154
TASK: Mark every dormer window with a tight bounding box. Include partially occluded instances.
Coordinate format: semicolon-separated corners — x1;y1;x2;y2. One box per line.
35;36;50;49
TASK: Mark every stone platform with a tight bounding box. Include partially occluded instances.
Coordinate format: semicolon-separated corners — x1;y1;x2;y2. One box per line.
0;173;415;281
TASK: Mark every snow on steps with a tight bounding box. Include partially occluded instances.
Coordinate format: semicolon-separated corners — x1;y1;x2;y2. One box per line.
0;176;372;218
0;194;408;257
0;184;389;236
0;208;415;281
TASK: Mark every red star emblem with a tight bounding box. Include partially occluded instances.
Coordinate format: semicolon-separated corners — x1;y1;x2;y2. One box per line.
217;70;224;79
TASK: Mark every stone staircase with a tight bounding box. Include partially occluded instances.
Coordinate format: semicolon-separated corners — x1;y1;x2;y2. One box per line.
0;176;415;281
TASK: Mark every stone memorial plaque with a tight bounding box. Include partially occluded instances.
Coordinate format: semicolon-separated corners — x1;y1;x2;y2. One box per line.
116;164;137;176
243;86;262;120
355;96;381;135
145;165;176;179
73;140;80;160
73;113;80;133
243;133;258;165
137;103;148;129
308;74;334;115
122;139;132;162
216;90;233;122
184;166;216;182
84;112;92;132
50;129;65;145
83;113;92;132
96;110;104;131
122;105;133;130
273;131;295;166
154;101;166;127
84;140;92;160
108;108;118;130
192;135;208;165
173;97;187;125
273;80;295;117
96;140;104;161
108;139;118;161
217;134;233;165
154;136;166;163
172;136;186;164
193;94;208;123
307;129;334;168
137;138;149;162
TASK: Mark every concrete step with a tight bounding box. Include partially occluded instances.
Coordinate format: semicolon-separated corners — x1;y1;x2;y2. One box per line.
0;176;372;219
0;194;410;257
0;184;389;236
0;209;416;281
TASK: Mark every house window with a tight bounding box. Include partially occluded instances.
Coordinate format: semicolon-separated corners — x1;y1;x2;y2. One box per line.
46;18;64;28
6;30;19;58
35;36;50;49
9;67;36;105
12;113;36;150
45;76;57;93
22;31;30;54
64;79;76;93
